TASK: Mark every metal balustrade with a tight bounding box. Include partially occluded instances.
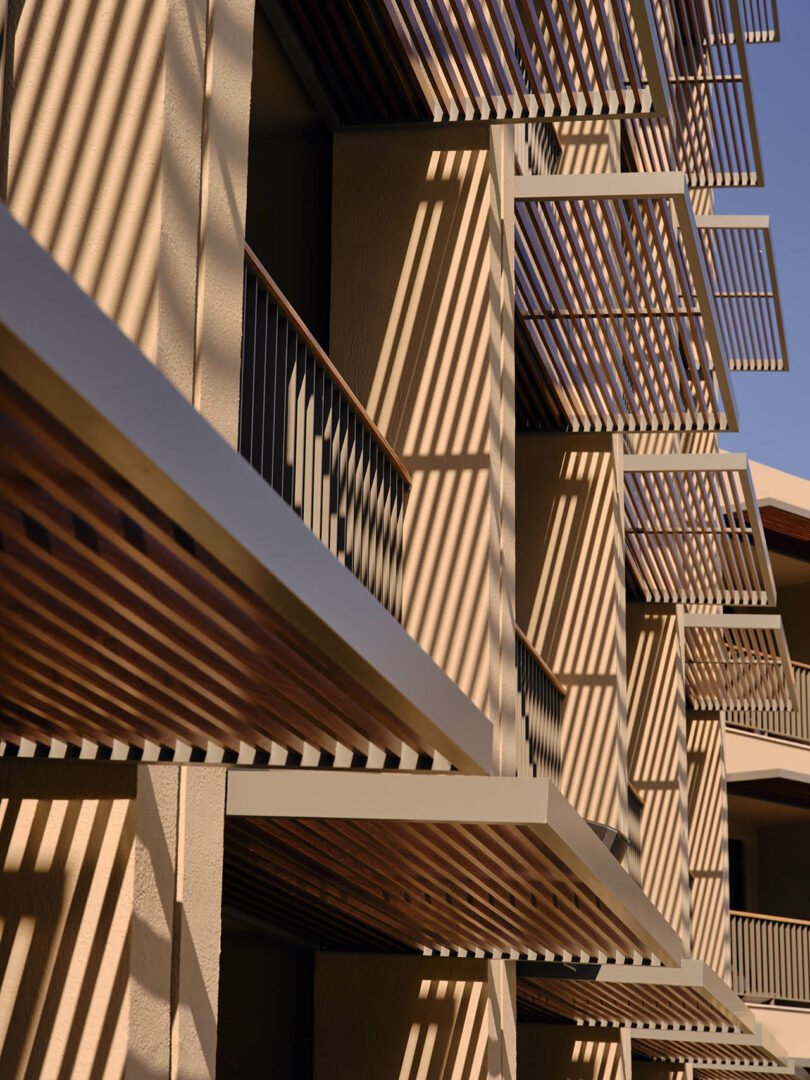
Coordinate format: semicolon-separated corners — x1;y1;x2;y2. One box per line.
516;627;564;784
727;660;810;744
731;911;810;1004
240;247;410;619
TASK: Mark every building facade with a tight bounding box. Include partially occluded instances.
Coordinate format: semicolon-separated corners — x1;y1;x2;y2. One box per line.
0;0;808;1077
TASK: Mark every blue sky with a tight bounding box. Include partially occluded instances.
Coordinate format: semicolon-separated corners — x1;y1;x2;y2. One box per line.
715;5;810;476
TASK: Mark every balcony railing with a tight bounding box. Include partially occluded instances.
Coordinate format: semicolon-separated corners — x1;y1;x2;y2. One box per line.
240;247;410;619
727;659;810;743
731;911;810;1004
515;627;565;784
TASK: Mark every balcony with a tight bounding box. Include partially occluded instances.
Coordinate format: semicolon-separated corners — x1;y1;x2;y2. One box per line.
241;248;410;619
515;626;565;784
731;911;810;1005
514;172;736;433
265;0;668;125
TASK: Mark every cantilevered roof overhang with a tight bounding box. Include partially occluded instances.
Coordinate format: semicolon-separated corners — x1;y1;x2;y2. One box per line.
697;216;788;371
625;0;763;187
623;454;776;606
0;205;491;772
265;0;669;126
683;612;797;713
513;172;737;434
516;959;754;1030
631;1025;788;1067
224;772;687;963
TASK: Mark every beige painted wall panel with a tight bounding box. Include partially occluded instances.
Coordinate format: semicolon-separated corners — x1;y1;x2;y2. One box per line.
1;0;207;393
331;127;516;748
193;0;254;448
726;727;810;779
688;716;731;980
314;955;516;1080
516;433;628;830
518;1024;628;1080
627;607;691;943
0;762;137;1080
749;1004;810;1057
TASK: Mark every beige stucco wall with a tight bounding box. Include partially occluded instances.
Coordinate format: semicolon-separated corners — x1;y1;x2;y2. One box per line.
518;1024;629;1080
749;1004;810;1058
516;433;628;831
0;0;252;446
330;126;516;769
314;955;516;1080
627;607;691;943
726;727;810;779
687;716;731;981
0;761;224;1079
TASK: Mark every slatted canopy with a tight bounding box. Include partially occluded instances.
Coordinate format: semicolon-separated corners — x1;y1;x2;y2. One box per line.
738;0;780;43
624;454;775;606
267;0;669;126
0;205;492;773
625;0;763;187
698;216;787;371
514;173;736;434
683;612;797;712
695;1071;804;1080
632;1026;787;1067
224;772;686;963
516;959;751;1029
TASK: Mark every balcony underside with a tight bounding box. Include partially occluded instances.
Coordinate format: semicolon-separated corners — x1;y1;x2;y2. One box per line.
267;0;666;125
514;173;735;434
624;454;775;606
631;1025;788;1067
683;613;796;713
626;0;763;187
224;772;686;963
0;204;491;774
517;959;753;1029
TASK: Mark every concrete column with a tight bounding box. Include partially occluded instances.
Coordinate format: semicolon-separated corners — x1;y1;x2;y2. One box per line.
626;606;691;944
516;433;628;833
314;955;516;1080
687;715;731;981
330;124;517;765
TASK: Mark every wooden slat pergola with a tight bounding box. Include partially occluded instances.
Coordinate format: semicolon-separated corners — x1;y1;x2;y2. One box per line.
623;454;775;606
625;0;763;187
698;216;788;372
514;172;736;433
516;959;752;1029
683;612;797;713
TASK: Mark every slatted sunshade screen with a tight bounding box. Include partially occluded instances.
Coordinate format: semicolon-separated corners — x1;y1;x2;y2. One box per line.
738;0;780;43
683;615;796;712
515;191;729;432
632;1034;783;1067
623;455;775;605
277;0;665;124
625;0;762;186
698;217;787;371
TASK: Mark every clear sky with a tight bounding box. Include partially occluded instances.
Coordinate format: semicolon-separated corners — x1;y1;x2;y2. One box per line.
715;4;810;477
